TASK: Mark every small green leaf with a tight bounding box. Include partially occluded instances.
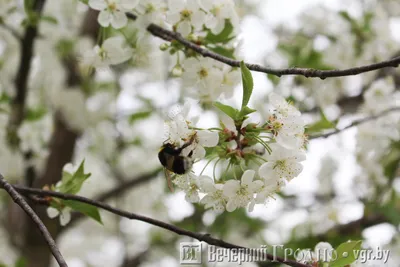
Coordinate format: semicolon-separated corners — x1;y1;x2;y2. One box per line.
205;19;235;44
41;15;58;24
214;102;238;120
25;107;47;121
129;110;152;124
240;61;253;108
14;257;26;267
305;110;336;134
208;46;235;59
78;0;89;4
63;200;102;224
238;106;256;118
330;240;362;267
59;160;91;195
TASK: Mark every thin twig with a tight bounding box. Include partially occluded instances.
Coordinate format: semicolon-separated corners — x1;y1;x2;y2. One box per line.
12;185;310;267
125;13;400;79
309;106;400;139
60;168;161;231
0;174;68;267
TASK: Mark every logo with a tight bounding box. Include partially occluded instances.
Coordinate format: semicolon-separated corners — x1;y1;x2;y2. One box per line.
180;242;202;264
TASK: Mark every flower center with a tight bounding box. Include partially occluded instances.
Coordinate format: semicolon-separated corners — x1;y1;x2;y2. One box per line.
180;9;192;20
198;68;208;78
107;1;117;11
98;48;109;61
274;160;286;170
145;4;155;13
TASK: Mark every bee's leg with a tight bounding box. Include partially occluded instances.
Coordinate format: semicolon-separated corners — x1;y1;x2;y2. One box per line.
164;169;174;192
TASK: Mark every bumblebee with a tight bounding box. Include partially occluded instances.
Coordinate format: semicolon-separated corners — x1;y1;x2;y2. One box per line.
158;137;195;191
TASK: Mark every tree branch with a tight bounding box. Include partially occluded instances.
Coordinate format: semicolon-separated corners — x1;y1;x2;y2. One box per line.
309;106;400;139
60;168;161;231
125;13;400;79
0;174;68;267
12;185;310;267
7;0;46;144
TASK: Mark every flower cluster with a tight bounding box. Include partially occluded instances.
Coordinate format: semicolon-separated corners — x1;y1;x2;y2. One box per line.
83;0;240;101
161;93;306;212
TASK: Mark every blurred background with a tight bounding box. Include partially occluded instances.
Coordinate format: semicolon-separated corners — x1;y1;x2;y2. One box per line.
0;0;399;266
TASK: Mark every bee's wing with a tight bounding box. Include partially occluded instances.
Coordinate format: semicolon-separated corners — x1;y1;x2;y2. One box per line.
164;168;174;192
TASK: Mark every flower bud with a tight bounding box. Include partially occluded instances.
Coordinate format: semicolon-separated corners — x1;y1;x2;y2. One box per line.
171;65;183;77
159;43;169;51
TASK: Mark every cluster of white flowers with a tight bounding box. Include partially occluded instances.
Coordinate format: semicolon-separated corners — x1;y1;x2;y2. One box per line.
81;36;133;70
166;0;238;37
164;93;306;212
181;57;240;102
83;0;240;101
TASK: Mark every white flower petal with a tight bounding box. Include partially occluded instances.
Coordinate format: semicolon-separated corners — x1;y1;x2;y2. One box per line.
111;11;128;29
60;208;71;226
192;146;206;159
226;199;237;212
222;180;240;197
198;176;217;193
97;10;112;27
241;170;255;185
47;207;60;219
88;0;107;10
197;130;219;147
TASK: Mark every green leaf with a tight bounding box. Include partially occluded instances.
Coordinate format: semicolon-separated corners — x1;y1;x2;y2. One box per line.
41;15;58;24
330;240;362;267
78;0;89;4
238;106;256;118
25;107;47;121
205;20;235;44
305;110;337;134
63;200;102;224
214;102;238;120
129;110;152;124
59;160;91;195
240;61;253;108
208;46;235;59
14;257;26;267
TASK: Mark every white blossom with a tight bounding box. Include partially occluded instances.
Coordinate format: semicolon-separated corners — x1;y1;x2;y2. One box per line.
199;176;227;212
166;105;219;160
259;144;306;182
182;57;224;102
82;36;132;69
166;0;205;36
47;207;72;226
200;0;239;34
268;115;306;149
88;0;140;29
222;170;263;212
173;173;200;203
268;92;301;119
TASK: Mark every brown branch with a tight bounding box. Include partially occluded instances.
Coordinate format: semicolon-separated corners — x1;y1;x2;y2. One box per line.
12;185;310;267
96;168;162;202
0;174;68;267
125;13;400;79
7;0;46;145
309;106;400;139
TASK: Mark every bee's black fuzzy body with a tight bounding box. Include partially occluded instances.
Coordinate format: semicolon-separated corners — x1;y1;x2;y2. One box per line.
158;143;192;175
